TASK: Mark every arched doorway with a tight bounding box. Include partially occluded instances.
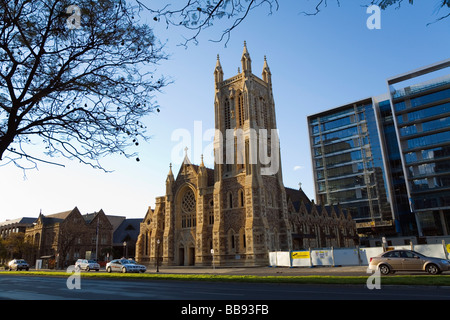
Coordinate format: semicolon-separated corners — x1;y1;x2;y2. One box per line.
178;245;185;266
178;243;196;266
188;246;195;266
175;185;197;266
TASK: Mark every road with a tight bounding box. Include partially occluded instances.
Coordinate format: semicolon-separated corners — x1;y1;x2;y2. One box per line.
1;274;450;300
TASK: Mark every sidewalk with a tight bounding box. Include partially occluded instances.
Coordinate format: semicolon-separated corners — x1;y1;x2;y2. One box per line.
4;265;369;277
147;265;369;277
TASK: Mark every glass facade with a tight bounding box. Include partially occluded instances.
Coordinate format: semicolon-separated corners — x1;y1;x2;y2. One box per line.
309;60;450;237
390;69;450;236
377;99;417;235
308;99;392;232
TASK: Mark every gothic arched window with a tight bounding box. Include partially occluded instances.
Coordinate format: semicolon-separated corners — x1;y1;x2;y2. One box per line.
239;189;245;207
238;93;244;127
181;189;196;229
224;98;231;130
228;191;233;209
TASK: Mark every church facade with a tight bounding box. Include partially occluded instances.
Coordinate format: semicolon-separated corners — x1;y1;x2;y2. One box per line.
136;44;358;267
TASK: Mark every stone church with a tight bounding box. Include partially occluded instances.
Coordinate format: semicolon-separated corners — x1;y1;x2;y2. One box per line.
136;43;357;267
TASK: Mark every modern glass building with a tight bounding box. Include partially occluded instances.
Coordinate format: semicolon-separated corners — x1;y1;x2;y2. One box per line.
388;59;450;236
308;98;394;237
308;58;450;238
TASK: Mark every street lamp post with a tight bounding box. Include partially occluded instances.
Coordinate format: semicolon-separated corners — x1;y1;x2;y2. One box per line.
156;239;160;273
123;241;127;258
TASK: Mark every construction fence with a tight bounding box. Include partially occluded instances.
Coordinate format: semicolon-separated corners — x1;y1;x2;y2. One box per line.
269;242;450;268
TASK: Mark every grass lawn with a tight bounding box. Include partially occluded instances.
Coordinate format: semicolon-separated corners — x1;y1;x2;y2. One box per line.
2;270;450;286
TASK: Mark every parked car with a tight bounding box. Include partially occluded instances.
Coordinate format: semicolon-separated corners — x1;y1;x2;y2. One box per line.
127;259;147;273
8;259;30;271
106;259;146;273
75;259;100;271
368;249;450;275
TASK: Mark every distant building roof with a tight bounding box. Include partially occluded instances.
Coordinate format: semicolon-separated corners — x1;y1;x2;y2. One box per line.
285;187;311;211
113;218;142;245
107;215;127;232
0;217;36;227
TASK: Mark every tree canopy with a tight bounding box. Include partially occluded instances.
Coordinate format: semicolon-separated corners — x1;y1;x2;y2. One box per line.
0;0;167;171
1;0;448;172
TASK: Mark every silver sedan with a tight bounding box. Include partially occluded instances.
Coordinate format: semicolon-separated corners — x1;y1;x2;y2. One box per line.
368;249;450;275
106;259;146;273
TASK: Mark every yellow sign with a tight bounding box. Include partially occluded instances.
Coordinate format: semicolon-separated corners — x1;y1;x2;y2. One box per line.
446;244;450;254
291;251;310;259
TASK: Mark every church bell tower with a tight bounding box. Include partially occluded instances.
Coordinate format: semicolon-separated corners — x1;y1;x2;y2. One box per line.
212;42;291;265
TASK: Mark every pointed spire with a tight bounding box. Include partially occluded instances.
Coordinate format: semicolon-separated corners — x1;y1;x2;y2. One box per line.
166;163;174;195
183;146;192;165
262;55;271;83
214;54;223;85
243;41;249;54
241;40;251;74
216;54;221;68
263;55;270;70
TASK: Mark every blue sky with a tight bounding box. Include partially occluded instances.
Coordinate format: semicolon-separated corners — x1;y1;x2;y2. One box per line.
1;1;449;221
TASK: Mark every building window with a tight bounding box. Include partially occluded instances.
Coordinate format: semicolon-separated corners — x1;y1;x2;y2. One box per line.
226;191;233;209
238;93;244;127
224;98;231;130
240;228;246;251
181;189;196;229
239;189;245;207
261;98;268;129
209;210;214;225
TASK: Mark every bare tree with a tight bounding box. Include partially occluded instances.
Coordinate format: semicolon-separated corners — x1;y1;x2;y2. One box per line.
301;0;449;21
1;0;448;172
144;0;449;47
139;0;279;46
0;0;167;171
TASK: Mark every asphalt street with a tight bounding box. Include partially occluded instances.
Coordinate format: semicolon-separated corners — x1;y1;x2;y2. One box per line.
1;268;449;319
1;271;450;300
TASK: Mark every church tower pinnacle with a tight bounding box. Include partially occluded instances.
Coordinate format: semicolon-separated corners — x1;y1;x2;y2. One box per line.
241;41;252;75
214;54;223;87
262;55;271;84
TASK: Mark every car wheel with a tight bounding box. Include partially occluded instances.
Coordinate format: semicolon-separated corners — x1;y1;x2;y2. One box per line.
106;267;112;273
122;267;127;273
379;264;391;275
426;263;440;275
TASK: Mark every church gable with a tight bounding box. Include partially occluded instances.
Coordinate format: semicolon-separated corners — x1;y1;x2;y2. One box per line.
176;162;198;182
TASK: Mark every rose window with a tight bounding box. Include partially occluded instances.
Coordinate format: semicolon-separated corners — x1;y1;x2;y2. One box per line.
181;189;196;213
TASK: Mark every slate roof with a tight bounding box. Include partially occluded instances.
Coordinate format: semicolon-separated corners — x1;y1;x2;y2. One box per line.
0;217;36;227
113;218;143;245
285;187;311;211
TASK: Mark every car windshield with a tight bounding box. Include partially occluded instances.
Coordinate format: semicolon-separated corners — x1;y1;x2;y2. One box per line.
88;260;96;263
17;260;26;263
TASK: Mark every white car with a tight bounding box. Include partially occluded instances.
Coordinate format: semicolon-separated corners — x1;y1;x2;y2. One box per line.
8;259;30;271
75;259;100;271
106;259;146;273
